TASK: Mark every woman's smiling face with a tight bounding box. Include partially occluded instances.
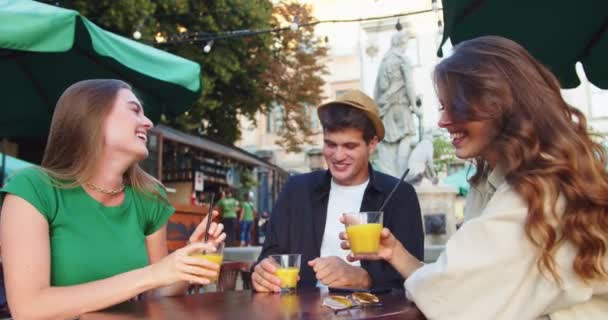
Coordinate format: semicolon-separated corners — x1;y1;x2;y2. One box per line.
437;98;499;163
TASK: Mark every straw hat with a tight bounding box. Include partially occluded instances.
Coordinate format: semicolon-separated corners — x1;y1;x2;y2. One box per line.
317;90;385;141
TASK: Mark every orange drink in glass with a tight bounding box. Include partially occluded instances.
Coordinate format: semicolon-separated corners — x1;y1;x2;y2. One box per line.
344;211;383;254
270;254;301;293
189;242;224;281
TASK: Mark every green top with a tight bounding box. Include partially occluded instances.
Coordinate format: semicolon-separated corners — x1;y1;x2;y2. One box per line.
241;201;255;222
217;197;239;219
0;168;174;286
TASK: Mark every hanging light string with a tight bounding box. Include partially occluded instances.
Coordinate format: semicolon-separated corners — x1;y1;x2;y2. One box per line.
42;0;443;47
156;8;440;46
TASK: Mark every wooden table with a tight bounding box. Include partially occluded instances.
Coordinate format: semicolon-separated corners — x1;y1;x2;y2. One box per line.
81;288;426;320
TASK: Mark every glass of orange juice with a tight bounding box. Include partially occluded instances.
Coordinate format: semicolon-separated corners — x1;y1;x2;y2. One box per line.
189;241;224;282
343;211;383;254
269;254;301;293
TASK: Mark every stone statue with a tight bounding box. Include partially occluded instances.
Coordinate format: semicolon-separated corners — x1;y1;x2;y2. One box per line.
405;130;438;186
373;30;421;177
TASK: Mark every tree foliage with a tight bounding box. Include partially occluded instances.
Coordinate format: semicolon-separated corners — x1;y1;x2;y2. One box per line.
433;135;456;173
262;2;328;152
41;0;327;151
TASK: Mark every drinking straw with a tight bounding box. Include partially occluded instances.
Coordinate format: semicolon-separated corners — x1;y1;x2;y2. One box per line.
378;168;410;212
203;193;216;243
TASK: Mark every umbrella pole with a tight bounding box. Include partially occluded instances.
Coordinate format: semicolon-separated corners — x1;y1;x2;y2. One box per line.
1;138;5;187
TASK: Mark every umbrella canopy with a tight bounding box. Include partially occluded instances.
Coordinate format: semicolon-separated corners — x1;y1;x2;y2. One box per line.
0;153;36;185
442;165;475;197
0;0;202;138
439;0;608;89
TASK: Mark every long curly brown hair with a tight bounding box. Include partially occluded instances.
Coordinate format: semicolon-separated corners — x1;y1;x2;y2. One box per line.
434;36;608;283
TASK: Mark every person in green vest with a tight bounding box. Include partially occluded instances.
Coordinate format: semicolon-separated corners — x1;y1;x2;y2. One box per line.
239;193;257;246
0;79;225;319
217;189;239;246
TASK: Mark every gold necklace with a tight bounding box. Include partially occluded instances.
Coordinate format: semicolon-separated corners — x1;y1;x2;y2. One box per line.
85;182;125;195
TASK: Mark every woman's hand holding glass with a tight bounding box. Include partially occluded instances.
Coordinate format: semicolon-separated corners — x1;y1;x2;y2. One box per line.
150;210;226;287
151;242;220;287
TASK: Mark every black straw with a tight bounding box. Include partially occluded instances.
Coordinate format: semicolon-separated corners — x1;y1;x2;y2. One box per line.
378;168;410;212
203;193;216;243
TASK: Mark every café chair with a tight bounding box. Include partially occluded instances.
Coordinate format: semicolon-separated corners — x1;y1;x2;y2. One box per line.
217;261;251;292
241;267;252;290
0;263;10;319
188;261;252;294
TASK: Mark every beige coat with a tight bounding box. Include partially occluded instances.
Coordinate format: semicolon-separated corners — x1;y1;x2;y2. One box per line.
405;167;608;319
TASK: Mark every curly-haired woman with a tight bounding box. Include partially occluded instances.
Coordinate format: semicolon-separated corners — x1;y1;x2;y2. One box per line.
341;36;608;319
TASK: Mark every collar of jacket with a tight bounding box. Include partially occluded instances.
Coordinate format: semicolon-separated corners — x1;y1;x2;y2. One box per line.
311;163;388;200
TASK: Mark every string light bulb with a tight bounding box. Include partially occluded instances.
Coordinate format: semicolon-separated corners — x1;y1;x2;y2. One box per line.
290;16;299;31
154;32;167;44
395;19;403;31
203;40;214;53
133;30;142;40
157;10;438;46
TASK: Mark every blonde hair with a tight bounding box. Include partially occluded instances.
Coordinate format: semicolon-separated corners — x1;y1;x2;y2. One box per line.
434;36;608;283
42;79;166;200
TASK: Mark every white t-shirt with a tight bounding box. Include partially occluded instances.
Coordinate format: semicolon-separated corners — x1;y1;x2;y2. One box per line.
320;178;369;266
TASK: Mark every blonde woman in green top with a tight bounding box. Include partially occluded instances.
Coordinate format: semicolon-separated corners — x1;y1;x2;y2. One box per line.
0;80;225;319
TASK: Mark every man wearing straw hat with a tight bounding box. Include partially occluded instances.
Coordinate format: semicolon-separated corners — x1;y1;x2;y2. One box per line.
252;90;424;292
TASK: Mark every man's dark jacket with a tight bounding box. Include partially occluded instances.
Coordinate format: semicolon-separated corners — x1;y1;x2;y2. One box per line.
256;165;424;290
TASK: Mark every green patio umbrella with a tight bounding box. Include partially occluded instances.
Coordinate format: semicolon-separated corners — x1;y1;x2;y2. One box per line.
439;0;608;89
442;165;475;197
0;0;202;138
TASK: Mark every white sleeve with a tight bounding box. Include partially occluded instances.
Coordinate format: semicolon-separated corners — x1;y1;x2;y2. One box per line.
405;187;565;320
550;295;608;320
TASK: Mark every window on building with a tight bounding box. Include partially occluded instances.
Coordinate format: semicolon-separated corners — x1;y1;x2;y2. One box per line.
266;108;273;133
275;105;283;132
266;104;283;133
307;105;320;131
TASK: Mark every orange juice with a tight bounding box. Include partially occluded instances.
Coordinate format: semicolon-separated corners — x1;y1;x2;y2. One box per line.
346;223;382;254
190;253;223;280
275;267;299;288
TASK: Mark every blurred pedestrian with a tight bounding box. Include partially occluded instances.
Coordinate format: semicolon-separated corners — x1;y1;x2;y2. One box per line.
239;193;256;246
217;189;239;246
258;210;270;244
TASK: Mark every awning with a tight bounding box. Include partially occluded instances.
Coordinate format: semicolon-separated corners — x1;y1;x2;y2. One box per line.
442;165;475;196
151;125;286;173
0;0;202;137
